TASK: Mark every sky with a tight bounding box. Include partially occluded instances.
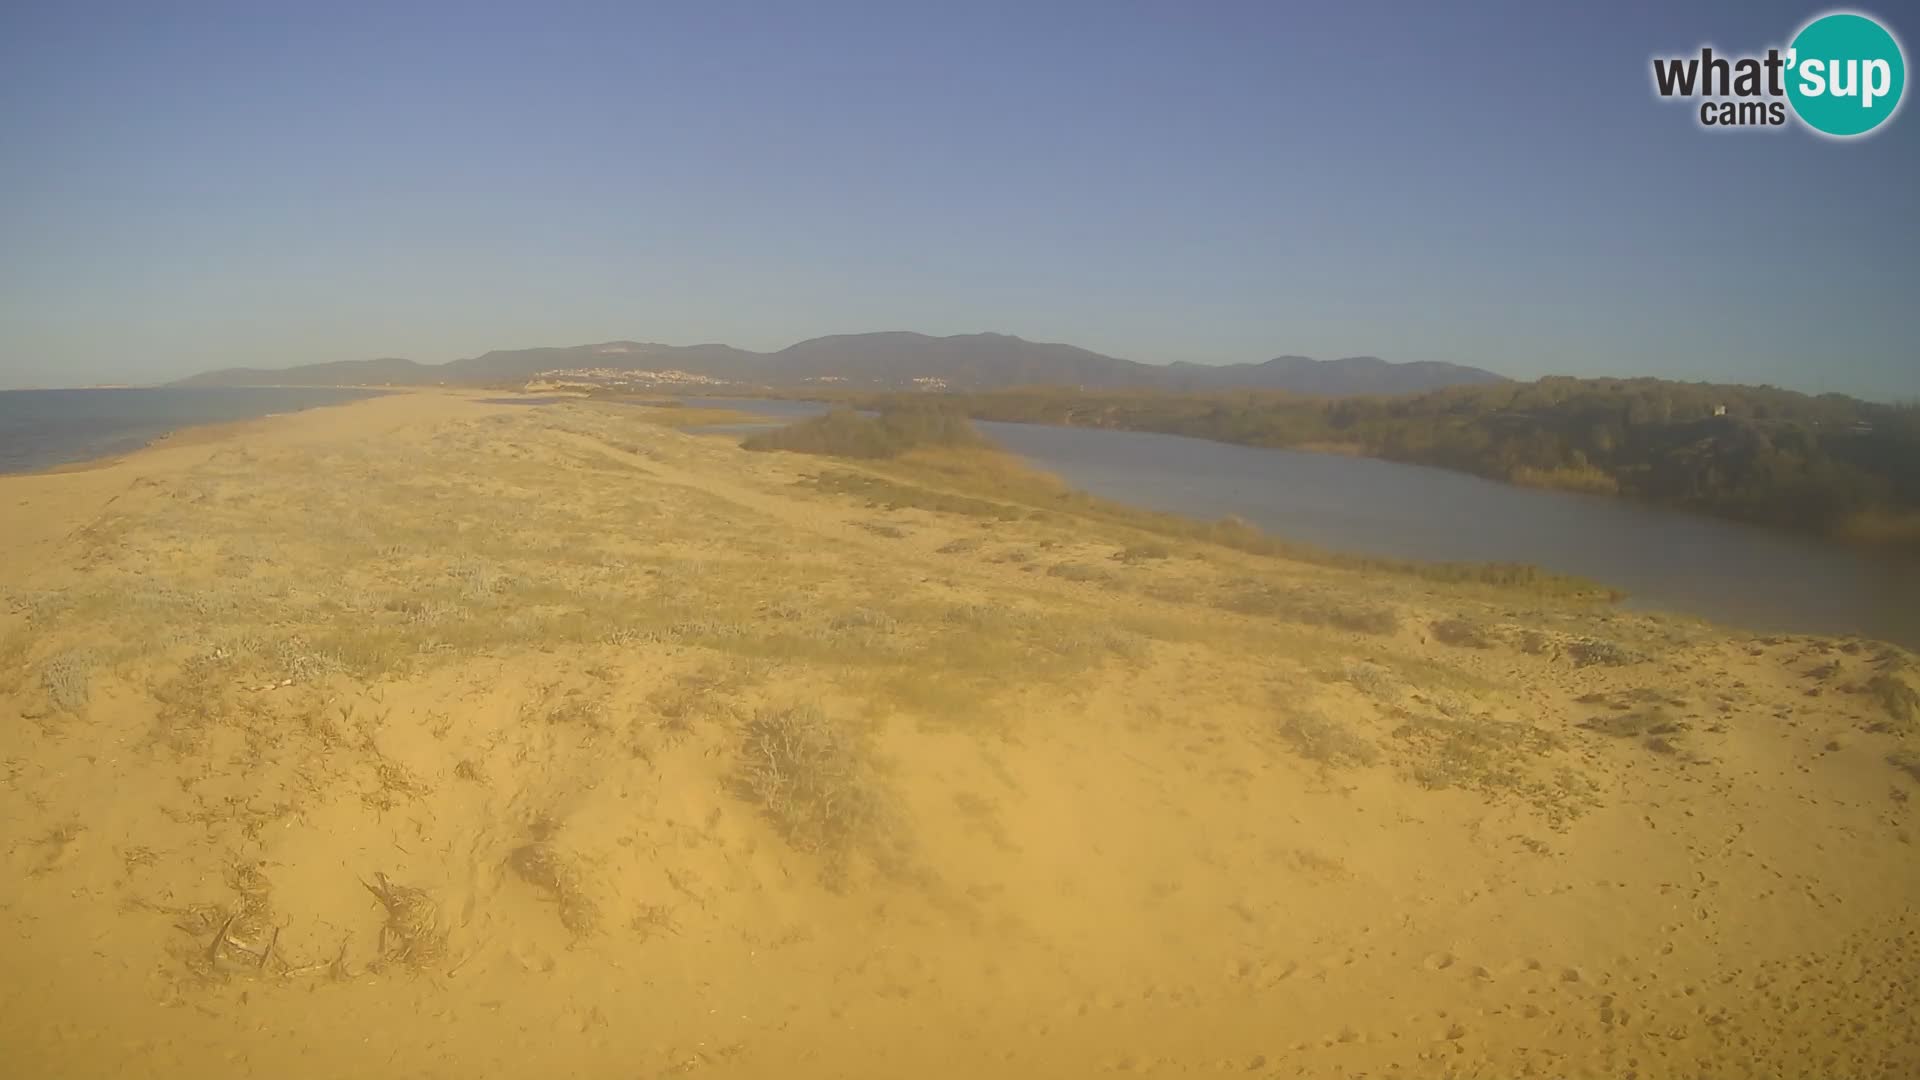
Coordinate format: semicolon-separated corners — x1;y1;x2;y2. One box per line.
1;0;1915;398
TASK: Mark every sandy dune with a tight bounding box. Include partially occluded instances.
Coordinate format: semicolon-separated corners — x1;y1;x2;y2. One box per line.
2;392;1916;1079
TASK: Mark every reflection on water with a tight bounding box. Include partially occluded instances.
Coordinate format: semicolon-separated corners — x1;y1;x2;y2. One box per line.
691;397;1920;646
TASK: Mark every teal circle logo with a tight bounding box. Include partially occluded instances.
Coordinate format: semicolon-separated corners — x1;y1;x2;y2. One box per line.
1787;12;1906;137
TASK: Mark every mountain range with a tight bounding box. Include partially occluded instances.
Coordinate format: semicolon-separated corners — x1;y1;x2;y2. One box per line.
174;332;1508;396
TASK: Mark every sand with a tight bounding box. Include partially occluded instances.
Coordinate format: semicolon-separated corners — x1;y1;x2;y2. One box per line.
2;390;1916;1079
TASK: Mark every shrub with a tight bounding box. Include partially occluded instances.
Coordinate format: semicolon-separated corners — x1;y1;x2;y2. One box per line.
1342;661;1400;696
1431;617;1492;648
1276;710;1378;767
452;558;504;601
1867;672;1919;733
40;651;93;712
1314;602;1400;635
1045;562;1113;584
734;705;895;858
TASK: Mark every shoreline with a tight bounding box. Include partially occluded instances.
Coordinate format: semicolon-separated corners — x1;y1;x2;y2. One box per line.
2;387;1914;1077
0;390;501;591
0;385;443;478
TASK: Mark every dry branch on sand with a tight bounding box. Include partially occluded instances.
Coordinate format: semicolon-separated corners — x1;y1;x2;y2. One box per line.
508;839;600;937
362;872;445;967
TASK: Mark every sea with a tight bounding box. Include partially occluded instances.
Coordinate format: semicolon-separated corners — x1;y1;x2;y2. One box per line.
0;386;383;473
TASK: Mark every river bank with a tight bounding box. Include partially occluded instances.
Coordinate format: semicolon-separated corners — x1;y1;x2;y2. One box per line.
684;397;1920;648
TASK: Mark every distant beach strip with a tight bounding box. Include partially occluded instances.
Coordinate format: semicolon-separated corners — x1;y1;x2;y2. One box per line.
0;387;384;473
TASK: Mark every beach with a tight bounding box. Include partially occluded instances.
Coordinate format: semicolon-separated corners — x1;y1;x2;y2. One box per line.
2;389;1916;1079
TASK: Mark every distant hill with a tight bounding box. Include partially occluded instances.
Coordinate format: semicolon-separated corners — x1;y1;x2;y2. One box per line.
1165;354;1507;395
174;332;1508;396
175;356;433;387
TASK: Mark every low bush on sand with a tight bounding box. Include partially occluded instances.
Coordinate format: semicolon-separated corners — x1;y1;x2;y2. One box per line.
39;650;94;712
733;705;902;874
1276;709;1378;767
1431;617;1493;649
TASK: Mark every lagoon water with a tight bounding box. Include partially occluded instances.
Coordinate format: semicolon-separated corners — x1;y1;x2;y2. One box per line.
683;397;1920;646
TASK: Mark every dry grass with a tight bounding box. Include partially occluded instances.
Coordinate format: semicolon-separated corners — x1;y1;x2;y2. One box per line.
804;469;1025;521
1867;671;1919;734
1217;581;1399;636
1386;709;1588;824
1566;638;1641;667
1579;704;1695;758
39;649;94;712
1275;708;1379;767
732;704;902;873
1579;705;1686;739
1430;618;1493;649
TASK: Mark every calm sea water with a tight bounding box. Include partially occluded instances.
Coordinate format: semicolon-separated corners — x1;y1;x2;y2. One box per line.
678;397;1920;646
0;387;384;473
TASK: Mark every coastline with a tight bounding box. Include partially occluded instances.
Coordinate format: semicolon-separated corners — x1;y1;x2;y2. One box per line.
0;385;407;478
1;391;1916;1077
0;390;499;591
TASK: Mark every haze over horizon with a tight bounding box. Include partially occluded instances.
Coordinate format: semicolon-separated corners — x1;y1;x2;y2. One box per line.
2;1;1916;398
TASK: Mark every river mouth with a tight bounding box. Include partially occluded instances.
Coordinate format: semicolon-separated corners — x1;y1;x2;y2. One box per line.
678;397;1920;647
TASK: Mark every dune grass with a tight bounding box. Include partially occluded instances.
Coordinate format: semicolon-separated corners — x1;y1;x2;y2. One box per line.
731;704;909;883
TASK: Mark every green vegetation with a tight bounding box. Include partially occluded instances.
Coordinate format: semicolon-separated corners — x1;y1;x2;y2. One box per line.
741;405;983;458
856;378;1920;550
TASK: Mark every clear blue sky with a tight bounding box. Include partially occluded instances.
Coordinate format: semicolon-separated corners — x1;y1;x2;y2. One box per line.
2;1;1915;397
